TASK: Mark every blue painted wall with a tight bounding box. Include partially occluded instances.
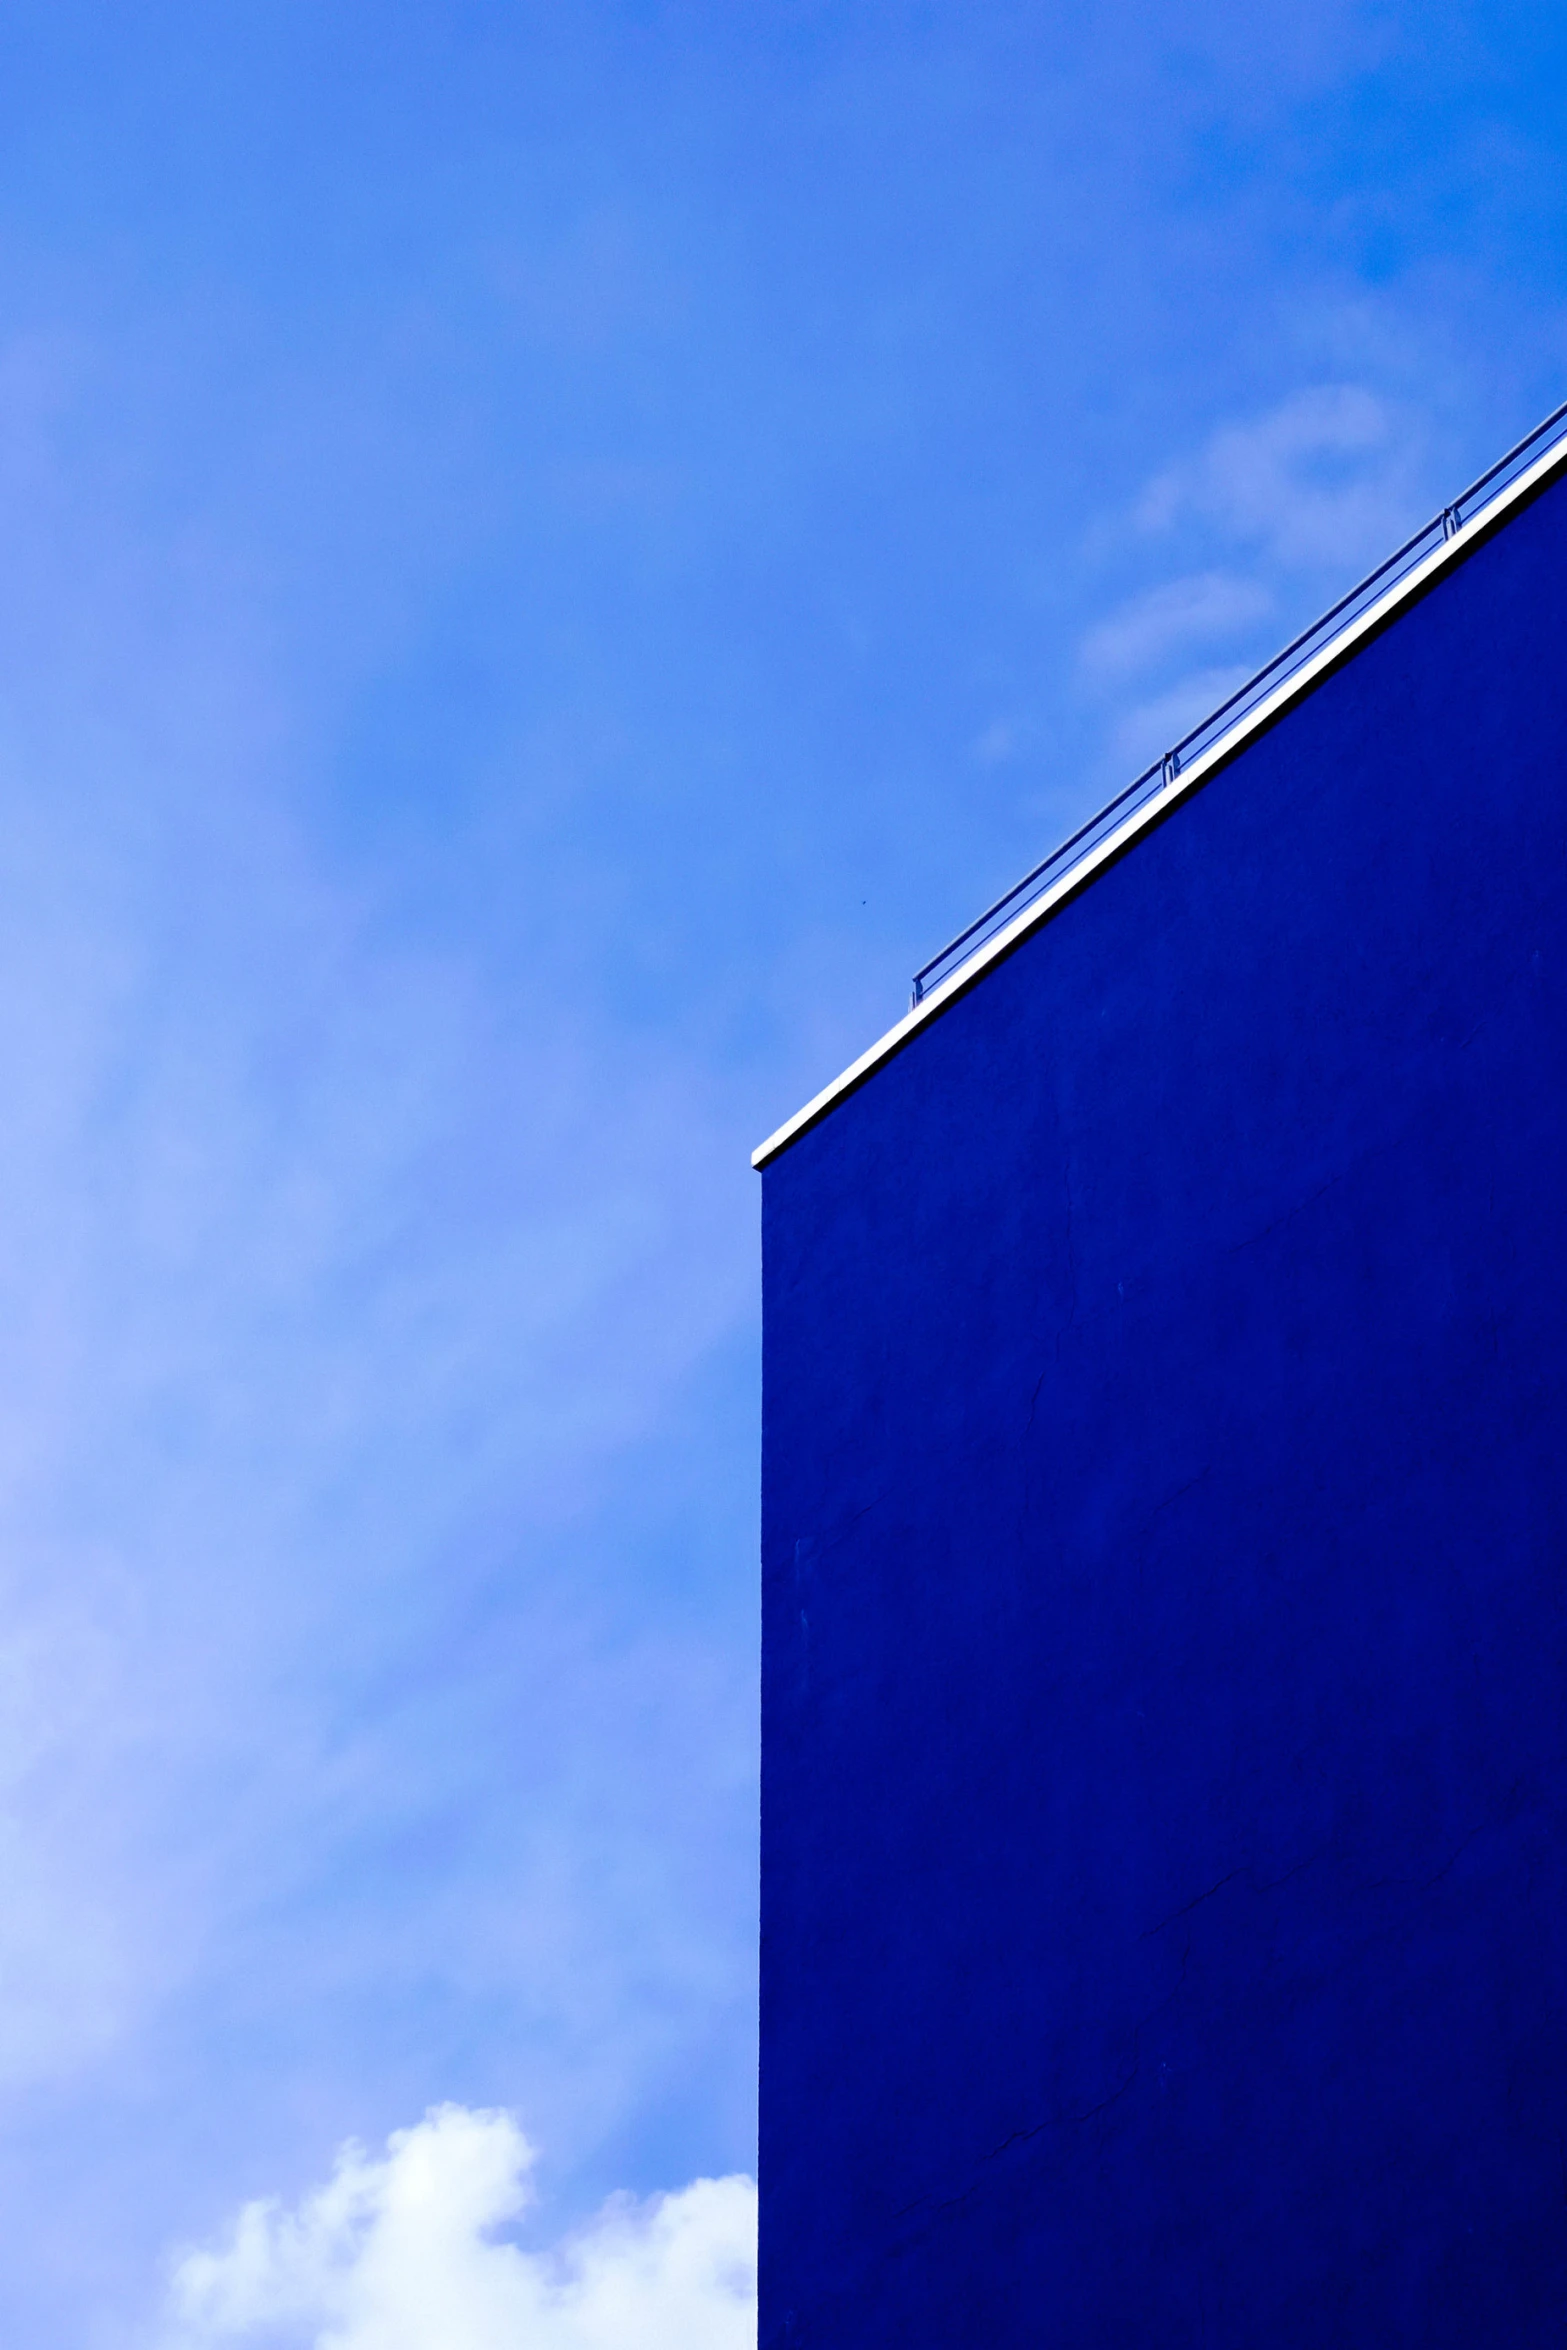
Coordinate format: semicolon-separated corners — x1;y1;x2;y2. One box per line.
760;460;1567;2346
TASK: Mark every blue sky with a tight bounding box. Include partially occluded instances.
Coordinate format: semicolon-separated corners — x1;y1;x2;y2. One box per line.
0;2;1563;2339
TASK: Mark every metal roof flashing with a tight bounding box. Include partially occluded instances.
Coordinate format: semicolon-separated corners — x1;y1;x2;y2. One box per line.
751;409;1567;1172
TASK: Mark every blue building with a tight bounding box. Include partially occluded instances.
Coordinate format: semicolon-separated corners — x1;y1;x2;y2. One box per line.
755;408;1567;2346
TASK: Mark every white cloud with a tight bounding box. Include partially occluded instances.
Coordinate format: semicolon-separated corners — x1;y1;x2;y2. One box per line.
164;2105;757;2350
1078;571;1273;686
0;319;760;2307
1136;384;1427;573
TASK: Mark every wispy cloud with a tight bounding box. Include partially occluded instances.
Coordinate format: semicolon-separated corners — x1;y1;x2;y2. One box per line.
1078;571;1273;686
0;313;762;2320
1136;385;1427;573
163;2106;757;2350
1072;384;1436;786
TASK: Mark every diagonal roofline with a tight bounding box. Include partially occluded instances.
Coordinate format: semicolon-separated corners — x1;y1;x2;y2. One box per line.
753;398;1567;1171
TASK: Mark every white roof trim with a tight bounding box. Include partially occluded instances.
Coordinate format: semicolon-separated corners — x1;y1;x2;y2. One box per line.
752;429;1567;1170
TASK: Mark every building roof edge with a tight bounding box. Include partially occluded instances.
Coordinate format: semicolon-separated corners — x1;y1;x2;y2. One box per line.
752;418;1567;1172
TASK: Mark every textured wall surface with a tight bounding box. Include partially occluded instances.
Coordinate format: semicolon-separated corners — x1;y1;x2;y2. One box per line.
760;460;1567;2347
